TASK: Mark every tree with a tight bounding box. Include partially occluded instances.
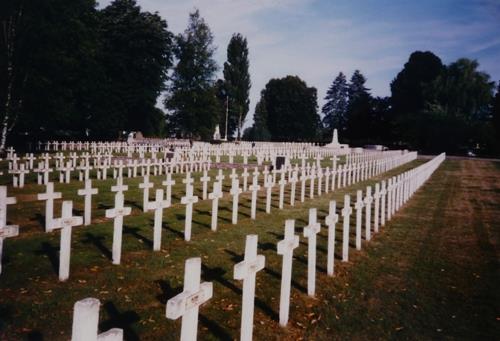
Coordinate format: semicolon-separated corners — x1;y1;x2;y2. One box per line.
96;0;173;137
424;58;495;153
493;83;500;144
223;33;250;139
345;70;372;142
255;75;320;141
321;72;348;136
1;0;100;149
165;9;219;139
244;94;270;141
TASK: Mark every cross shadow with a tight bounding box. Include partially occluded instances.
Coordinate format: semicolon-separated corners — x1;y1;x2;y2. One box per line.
123;225;153;248
258;242;275;252
100;301;140;341
124;200;142;211
201;264;241;296
35;242;59;275
194;208;210;217
97;203;113;210
155;279;182;304
264;267;307;294
199;313;232;341
82;232;112;260
32;213;45;228
193;219;211;230
162;223;185;239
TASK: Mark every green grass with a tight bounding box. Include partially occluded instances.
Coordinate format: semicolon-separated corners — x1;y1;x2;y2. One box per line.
0;158;498;340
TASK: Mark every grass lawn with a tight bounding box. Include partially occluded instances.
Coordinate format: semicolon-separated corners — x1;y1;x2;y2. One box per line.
0;158;498;340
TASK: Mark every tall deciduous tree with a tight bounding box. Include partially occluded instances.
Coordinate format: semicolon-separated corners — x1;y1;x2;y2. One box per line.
223;33;250;139
322;72;348;135
96;0;173;137
256;75;320;141
165;9;219;139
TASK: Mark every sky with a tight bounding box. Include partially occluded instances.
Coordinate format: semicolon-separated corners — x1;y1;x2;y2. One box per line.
100;0;500;129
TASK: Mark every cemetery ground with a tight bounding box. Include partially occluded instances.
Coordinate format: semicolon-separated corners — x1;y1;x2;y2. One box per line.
0;158;499;340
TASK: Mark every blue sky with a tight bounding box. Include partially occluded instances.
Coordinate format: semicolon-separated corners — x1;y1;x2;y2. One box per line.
100;0;500;129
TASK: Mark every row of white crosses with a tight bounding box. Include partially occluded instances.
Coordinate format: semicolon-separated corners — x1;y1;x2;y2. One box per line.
64;153;445;340
0;151;431;283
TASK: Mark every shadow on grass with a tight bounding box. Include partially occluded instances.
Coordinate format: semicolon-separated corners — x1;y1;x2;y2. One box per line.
35;242;59;275
100;301;140;341
82;232;112;260
123;225;153;248
162;223;185;239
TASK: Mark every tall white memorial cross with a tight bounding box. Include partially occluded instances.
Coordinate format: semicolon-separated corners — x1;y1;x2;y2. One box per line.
77;179;98;226
373;183;381;233
354;190;364;250
162;172;175;205
277;219;299;326
139;175;154;212
264;175;273;214
249;176;260;220
37;182;62;232
71;297;123;341
299;172;307;203
341;194;352;262
380;180;387;226
278;172;286;209
325;200;339;276
289;171;298;206
105;192;131;265
180;184;198;241
166;257;213;341
215;169;225;184
111;177;128;197
199;170;210;200
364;186;373;241
0;186;19;274
303;208;321;297
49;201;83;281
234;234;265;341
241;167;250;192
208;181;223;231
230;178;242;224
147;189;170;251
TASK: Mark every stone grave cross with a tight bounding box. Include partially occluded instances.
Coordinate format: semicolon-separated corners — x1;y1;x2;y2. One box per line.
77;179;98;226
37;182;62;232
325;200;339;277
303;208;321;297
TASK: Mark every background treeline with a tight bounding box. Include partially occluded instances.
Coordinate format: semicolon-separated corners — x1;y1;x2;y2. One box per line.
1;1;499;156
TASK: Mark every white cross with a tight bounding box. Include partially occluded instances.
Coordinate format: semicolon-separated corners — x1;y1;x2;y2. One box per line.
230;178;242;224
166;257;213;341
208;181;223;231
325;200;339;276
71;297;123;341
379;180;387;225
354;190;364;250
146;189;170;251
277;219;299;326
37;182;62;231
241;167;250;192
50;200;83;281
199;170;210;200
249;176;260;220
264;174;274;214
162;172;176;205
289;170;298;206
303;208;321;297
299;172;307;203
364;186;373;241
373;183;381;233
341;195;352;262
105;192;131;265
234;234;266;341
0;186;18;275
180;184;198;241
278;172;287;209
77;179;98;226
111;177;128;196
139;175;153;212
215;169;225;183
